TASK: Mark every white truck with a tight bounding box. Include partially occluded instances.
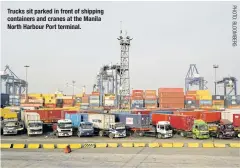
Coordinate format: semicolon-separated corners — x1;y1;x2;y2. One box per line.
144;121;173;139
88;113;126;139
2;118;24;135
53;119;73;137
24;112;43;136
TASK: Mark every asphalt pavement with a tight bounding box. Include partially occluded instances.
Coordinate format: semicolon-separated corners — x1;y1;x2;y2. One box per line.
1;148;240;168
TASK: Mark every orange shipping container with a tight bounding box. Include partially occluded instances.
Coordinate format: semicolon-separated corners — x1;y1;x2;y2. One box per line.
159;103;184;108
131;96;144;100
159;97;184;104
145;95;157;99
158;88;184;93
92;92;100;96
186;91;197;95
159;92;184;98
152;114;170;125
178;111;201;119
145;90;156;95
82;97;89;103
185;95;196;100
63;99;74;105
200;112;221;123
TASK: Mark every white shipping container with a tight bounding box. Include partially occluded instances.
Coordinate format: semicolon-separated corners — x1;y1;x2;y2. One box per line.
90;100;100;104
88;113;115;130
221;110;240;122
104;99;115;106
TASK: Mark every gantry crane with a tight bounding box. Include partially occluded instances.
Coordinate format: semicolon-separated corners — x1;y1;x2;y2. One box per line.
185;64;208;93
216;76;237;96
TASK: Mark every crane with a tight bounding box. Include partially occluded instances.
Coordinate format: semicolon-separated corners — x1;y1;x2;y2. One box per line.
216;76;237;96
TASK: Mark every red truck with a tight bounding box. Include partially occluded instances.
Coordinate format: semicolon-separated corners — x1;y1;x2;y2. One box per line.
233;114;240;138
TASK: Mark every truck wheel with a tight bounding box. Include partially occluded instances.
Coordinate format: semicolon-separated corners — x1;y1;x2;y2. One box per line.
180;132;185;137
77;131;81;138
157;133;162;139
99;130;104;137
193;134;197;139
238;133;240;138
109;133;114;139
218;133;223;139
138;132;144;137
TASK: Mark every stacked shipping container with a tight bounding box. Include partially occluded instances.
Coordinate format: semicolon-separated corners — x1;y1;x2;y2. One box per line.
212;95;225;109
158;88;184;108
131;90;144;109
89;92;100;108
81;95;90;110
225;95;240;108
185;91;197;108
144;90;157;109
104;94;115;107
196;90;212;108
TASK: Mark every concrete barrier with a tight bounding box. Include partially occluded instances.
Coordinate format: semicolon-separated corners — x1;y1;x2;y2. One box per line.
148;143;160;148
83;143;96;148
70;144;82;149
0;144;12;149
122;143;133;148
214;143;226;148
108;143;118;148
13;144;25;149
133;143;146;147
28;144;40;149
188;143;199;148
229;143;240;148
96;143;107;148
161;143;173;148
202;143;214;148
43;144;55;149
56;144;68;149
173;143;184;148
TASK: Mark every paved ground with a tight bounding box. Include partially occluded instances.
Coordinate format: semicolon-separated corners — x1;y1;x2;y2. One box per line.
1;148;240;168
1;133;240;144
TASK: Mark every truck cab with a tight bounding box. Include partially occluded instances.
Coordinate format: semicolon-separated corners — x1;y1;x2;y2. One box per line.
27;120;43;136
107;122;126;139
216;119;235;139
156;121;173;139
55;119;73;137
3;118;24;135
77;121;94;137
192;120;209;139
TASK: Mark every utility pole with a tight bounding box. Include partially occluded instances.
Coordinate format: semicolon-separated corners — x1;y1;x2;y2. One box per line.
72;80;76;97
213;65;219;95
24;65;30;102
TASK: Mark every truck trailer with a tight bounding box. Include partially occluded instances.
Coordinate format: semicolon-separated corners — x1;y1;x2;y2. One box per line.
24;112;43;136
65;113;94;137
88;113;126;139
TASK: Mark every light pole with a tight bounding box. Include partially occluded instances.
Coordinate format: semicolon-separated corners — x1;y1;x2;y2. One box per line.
213;65;219;96
72;80;76;97
24;65;30;101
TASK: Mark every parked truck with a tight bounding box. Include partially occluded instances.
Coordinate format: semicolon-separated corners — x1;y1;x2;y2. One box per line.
52;119;73;137
233;114;240;138
2;111;24;135
88;113;126;139
24;112;43;136
65;113;94;137
169;115;209;139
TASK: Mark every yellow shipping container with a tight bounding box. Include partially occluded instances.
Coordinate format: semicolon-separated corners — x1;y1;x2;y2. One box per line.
28;93;43;97
76;94;83;97
0;109;12;117
196;95;212;100
44;98;56;104
196;90;211;96
3;112;17;119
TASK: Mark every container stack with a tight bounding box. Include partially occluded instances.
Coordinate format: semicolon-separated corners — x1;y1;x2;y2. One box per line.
121;96;131;109
89;92;100;108
225;95;240;109
144;90;157;109
62;96;74;108
80;95;90;110
131;90;144;109
212;95;225;109
184;94;197;108
158;88;184;108
104;94;115;108
43;94;56;108
195;90;212;109
9;95;20;106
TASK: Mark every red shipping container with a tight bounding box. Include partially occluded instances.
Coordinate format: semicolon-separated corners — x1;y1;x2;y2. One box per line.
44;104;56;108
233;114;240;127
132;109;151;115
200;112;221;123
158;88;184;93
152;114;170;125
159;92;184;98
92;92;100;96
169;115;194;131
159;97;184;104
179;111;201;119
63;99;74;105
185;95;196;100
25;110;64;123
132;90;144;94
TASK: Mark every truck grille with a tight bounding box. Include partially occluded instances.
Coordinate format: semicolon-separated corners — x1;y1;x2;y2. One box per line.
61;130;71;132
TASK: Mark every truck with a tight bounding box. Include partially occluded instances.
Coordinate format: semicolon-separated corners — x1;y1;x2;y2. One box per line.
24;112;43;136
88;113;126;139
233;114;240;138
209;119;236;139
52;119;73;137
169;115;209;139
65;113;94;137
2;118;24;135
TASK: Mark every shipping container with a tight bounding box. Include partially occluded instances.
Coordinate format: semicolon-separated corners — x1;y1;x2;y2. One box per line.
178;111;201;119
145;99;157;104
185;95;196;100
158;88;184;93
186;90;197;95
168;115;194;131
199;100;212;105
212;100;225;105
212;95;225;100
65;113;88;128
159;97;184;104
92;92;100;96
196;95;212;100
151;114;170;125
159;92;184;98
159;103;184;108
132;90;144;95
221;110;240;122
233;114;240;127
200;112;221;123
88;113;115;129
1;93;9;107
196;90;211;96
145;90;156;96
131;109;151;115
145;95;157;99
115;114;150;129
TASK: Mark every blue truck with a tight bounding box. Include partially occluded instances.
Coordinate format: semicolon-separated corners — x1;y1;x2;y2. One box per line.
65;113;94;137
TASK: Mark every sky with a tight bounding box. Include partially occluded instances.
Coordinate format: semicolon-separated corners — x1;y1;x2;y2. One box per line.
1;1;240;95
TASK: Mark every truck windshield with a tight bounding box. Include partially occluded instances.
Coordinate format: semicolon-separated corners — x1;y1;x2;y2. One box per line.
199;125;208;131
81;123;93;129
115;123;125;130
58;122;72;129
29;123;42;127
4;122;17;127
225;124;234;130
165;125;172;131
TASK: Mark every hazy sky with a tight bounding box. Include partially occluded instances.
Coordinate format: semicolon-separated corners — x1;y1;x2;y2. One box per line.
1;1;240;95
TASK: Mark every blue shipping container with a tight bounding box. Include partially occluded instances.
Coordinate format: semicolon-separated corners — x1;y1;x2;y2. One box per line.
199;100;212;105
65;113;88;128
1;93;9;107
145;100;157;104
115;114;150;128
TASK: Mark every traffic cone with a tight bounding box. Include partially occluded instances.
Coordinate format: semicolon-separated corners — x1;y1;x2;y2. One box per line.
64;145;71;153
